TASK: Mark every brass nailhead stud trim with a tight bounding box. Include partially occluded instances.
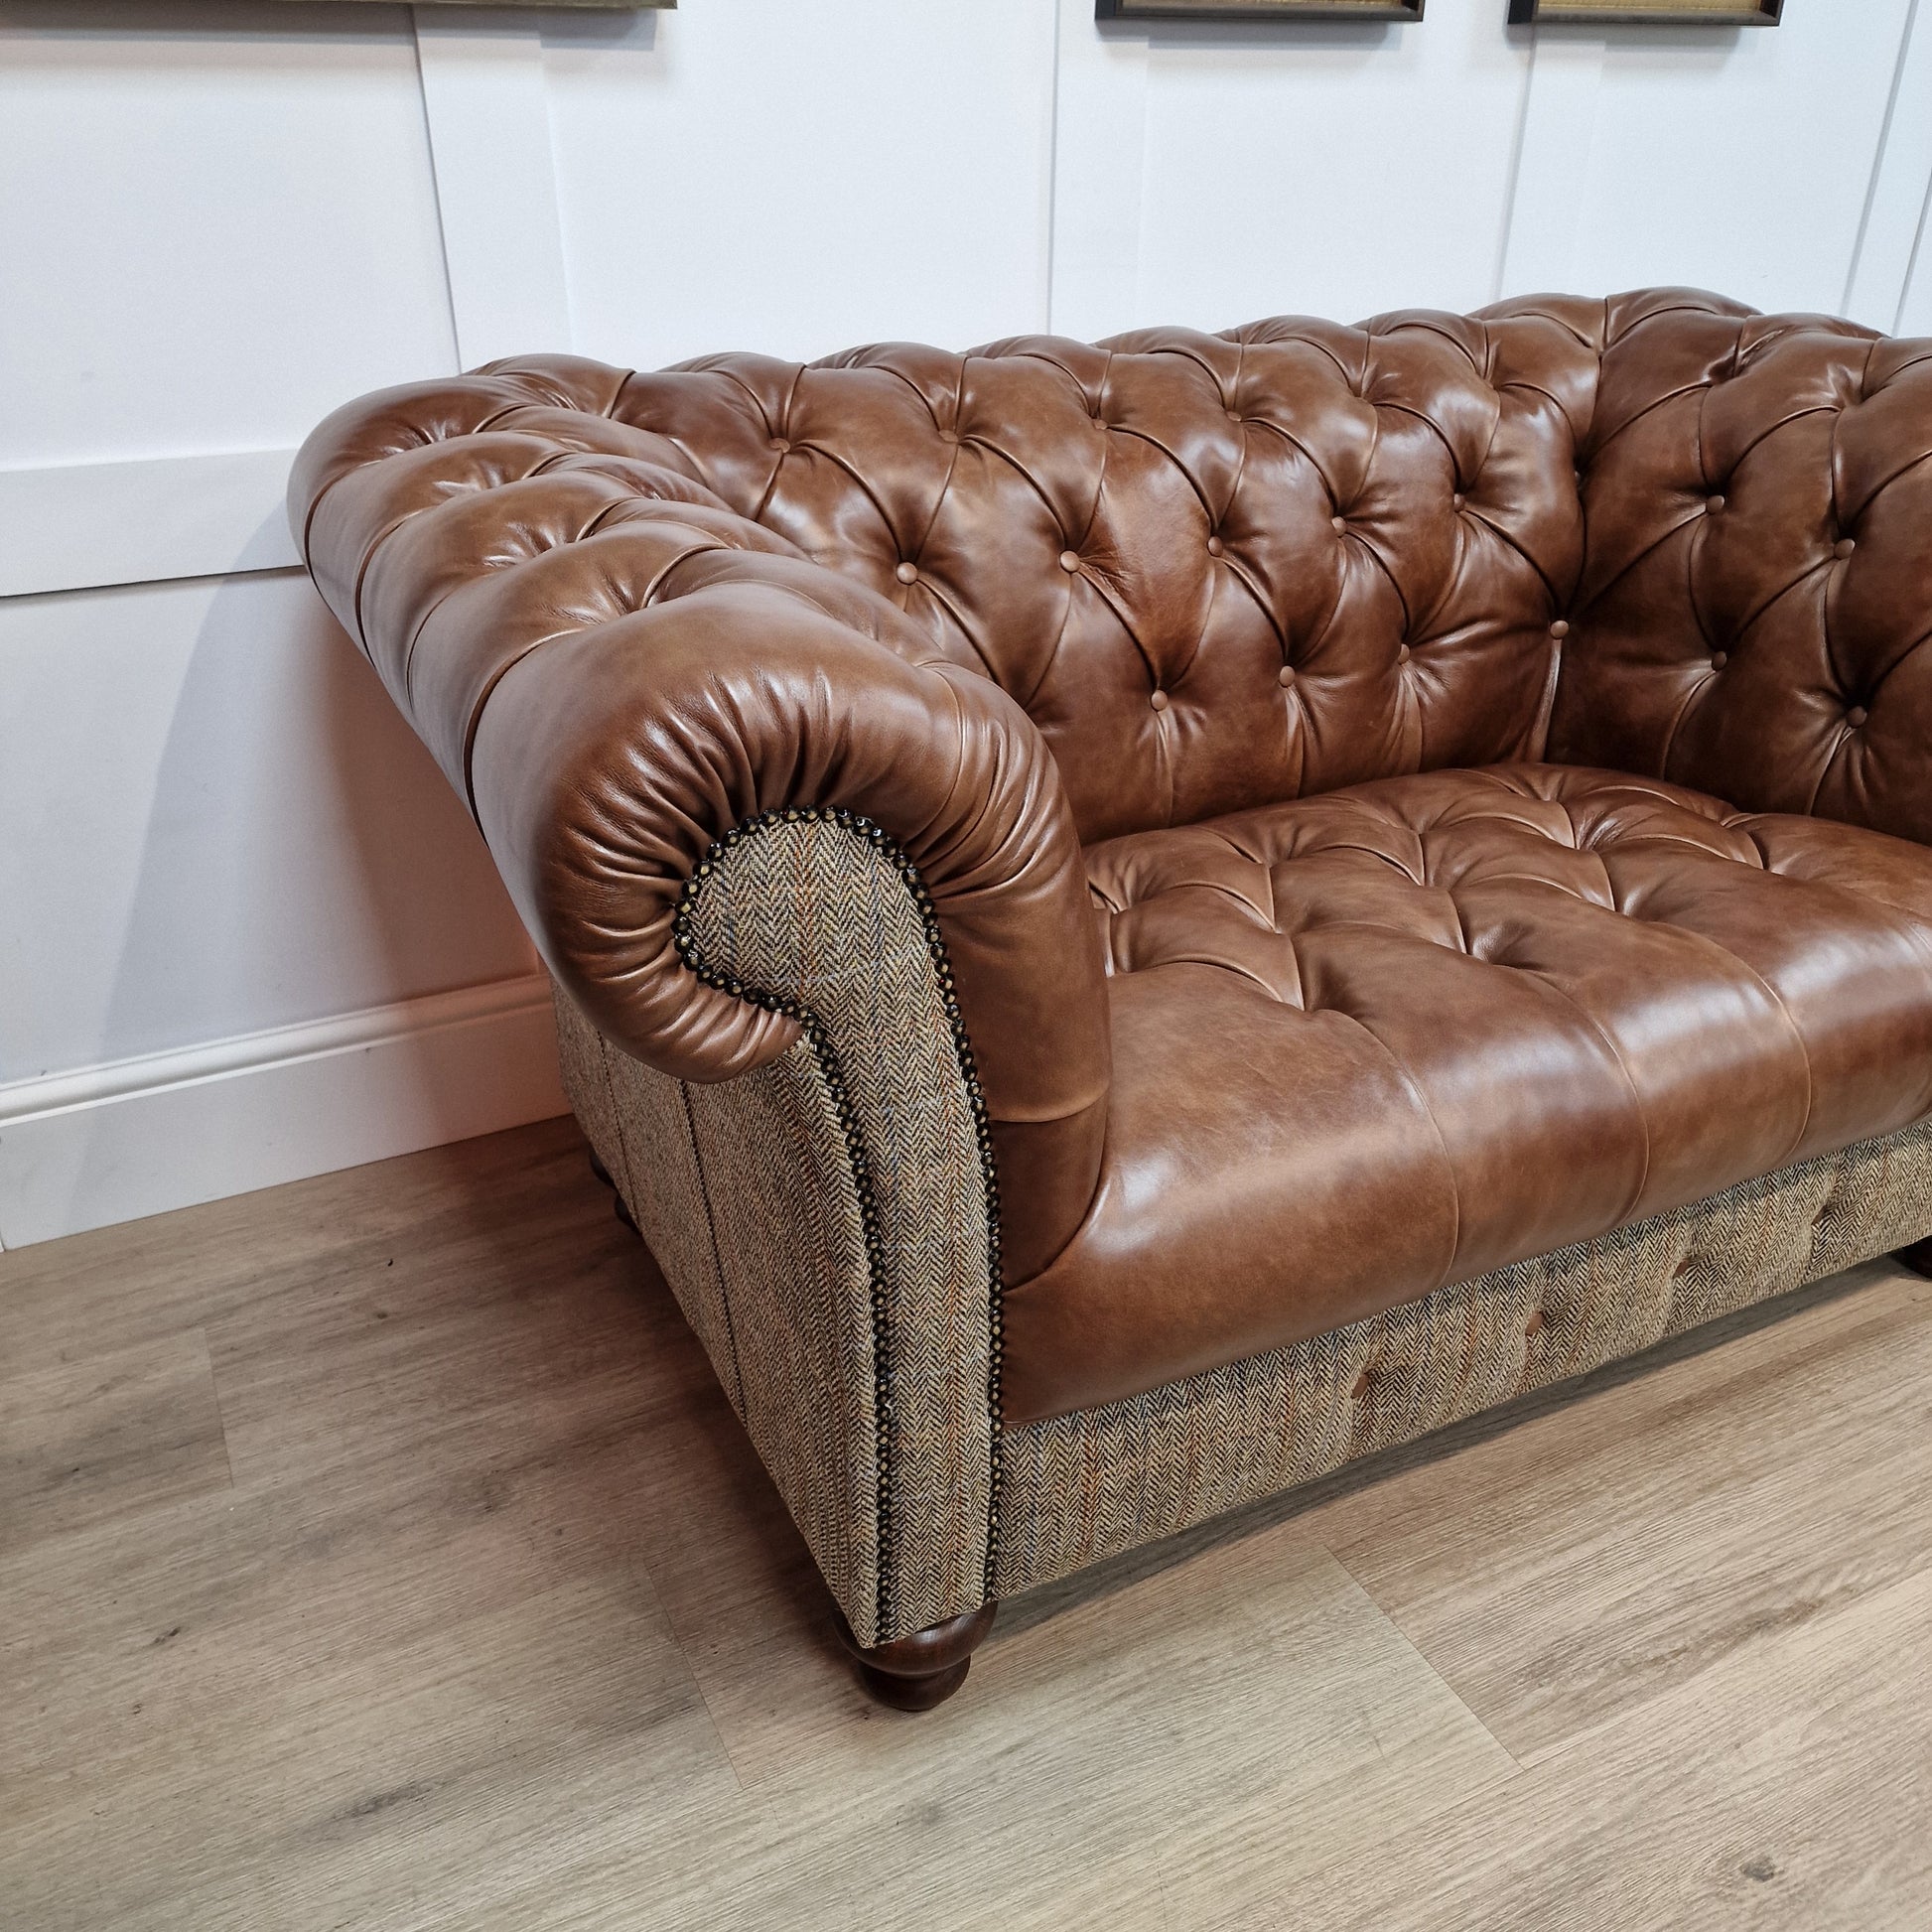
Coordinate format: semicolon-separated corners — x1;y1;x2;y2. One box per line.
676;804;1008;1628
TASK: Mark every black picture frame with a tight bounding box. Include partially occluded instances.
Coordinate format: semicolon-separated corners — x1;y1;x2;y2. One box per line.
1098;0;1425;21
1507;0;1778;21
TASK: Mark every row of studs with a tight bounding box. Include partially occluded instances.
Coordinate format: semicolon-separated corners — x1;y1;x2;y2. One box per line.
670;804;1006;1637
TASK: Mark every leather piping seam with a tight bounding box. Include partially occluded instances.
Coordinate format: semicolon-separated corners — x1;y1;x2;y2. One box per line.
671;805;1006;1637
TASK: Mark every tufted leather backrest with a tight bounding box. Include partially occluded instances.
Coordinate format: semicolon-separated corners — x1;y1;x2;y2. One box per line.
295;289;1932;853
1550;296;1932;847
595;303;1606;843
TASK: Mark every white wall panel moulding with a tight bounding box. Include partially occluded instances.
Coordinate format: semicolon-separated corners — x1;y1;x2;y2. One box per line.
413;8;575;368
0;975;567;1249
0;451;300;599
1497;33;1605;304
1845;0;1932;334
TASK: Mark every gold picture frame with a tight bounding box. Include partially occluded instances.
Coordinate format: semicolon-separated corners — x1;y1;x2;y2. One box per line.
1508;0;1778;20
1098;0;1425;20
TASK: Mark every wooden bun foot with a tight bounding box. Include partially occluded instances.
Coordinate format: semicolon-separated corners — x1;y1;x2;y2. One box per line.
834;1602;998;1712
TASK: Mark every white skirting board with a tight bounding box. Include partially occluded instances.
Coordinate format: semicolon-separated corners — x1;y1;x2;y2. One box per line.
0;975;568;1250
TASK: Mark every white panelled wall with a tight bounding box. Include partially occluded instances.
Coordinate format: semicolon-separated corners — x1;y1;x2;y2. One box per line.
2;0;1929;1246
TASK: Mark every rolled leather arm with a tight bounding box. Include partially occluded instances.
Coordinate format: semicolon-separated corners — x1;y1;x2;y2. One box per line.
291;363;1112;1280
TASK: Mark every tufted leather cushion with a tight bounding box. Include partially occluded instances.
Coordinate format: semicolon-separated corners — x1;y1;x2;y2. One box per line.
596;308;1605;844
1551;303;1932;847
999;764;1932;1423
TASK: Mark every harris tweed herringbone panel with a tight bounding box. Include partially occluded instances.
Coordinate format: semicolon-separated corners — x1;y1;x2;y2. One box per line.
558;820;1932;1636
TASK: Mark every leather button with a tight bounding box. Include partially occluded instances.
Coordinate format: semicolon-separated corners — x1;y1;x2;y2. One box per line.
1848;705;1869;728
768;438;790;454
1058;550;1080;572
1710;651;1728;670
1707;493;1725;513
895;561;918;585
1525;1308;1546;1338
1331;516;1348;535
938;429;959;444
1452;492;1466;510
1206;535;1224;557
1226;409;1242;424
1150;689;1170;713
1349;1368;1373;1401
1278;665;1296;687
1397;643;1412;664
1550;620;1571;640
1836;537;1858;559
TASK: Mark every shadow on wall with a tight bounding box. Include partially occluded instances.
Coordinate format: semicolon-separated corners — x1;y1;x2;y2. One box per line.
0;550;557;1245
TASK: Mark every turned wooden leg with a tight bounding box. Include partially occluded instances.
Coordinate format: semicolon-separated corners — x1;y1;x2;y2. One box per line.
1895;1236;1932;1279
834;1602;998;1712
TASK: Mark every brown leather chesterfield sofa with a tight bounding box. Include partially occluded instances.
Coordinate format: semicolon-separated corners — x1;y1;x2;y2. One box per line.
293;289;1932;1710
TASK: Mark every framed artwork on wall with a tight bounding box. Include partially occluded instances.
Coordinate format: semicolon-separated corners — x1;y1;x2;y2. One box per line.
264;0;669;7
1097;0;1425;20
1507;0;1778;20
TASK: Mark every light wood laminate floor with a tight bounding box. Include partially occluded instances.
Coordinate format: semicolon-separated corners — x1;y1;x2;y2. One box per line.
4;1117;1931;1929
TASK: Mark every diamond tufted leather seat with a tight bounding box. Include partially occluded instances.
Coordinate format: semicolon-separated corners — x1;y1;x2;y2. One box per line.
293;289;1932;1702
1008;762;1932;1419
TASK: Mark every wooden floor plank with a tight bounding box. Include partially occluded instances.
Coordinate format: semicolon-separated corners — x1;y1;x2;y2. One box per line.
1298;1260;1932;1763
0;1330;230;1552
4;1119;1930;1927
1173;1557;1932;1931
427;1540;1512;1932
